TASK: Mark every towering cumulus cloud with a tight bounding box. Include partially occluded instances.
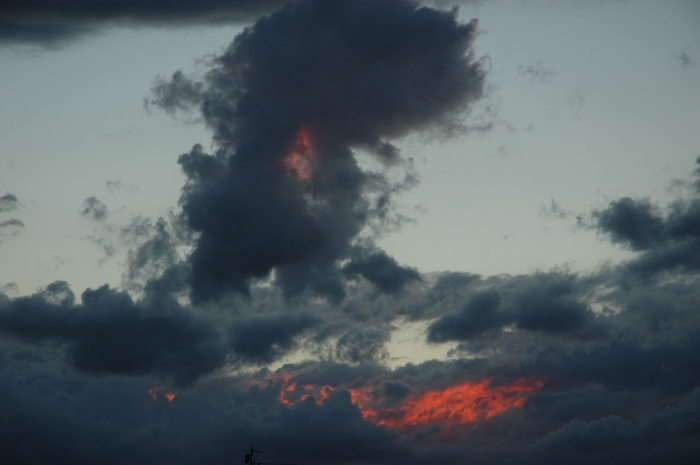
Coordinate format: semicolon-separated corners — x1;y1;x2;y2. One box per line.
149;0;485;302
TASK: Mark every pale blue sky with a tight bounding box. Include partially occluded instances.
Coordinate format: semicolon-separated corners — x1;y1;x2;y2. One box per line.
1;0;699;296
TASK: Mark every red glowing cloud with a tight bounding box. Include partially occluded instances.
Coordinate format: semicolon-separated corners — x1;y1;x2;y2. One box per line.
282;127;314;181
268;372;543;438
354;378;544;432
148;386;177;403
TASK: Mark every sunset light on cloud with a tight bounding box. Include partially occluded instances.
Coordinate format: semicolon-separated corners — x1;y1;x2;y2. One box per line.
283;127;315;181
148;386;177;403
0;0;699;464
273;372;544;438
364;378;544;432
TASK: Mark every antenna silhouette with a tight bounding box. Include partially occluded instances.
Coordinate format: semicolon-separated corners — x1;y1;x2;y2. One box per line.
244;445;297;465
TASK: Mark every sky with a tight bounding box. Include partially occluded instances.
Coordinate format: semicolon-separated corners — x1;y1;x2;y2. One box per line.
1;0;700;464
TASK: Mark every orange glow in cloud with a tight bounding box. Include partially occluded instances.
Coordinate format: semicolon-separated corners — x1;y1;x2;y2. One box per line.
356;378;544;432
280;381;316;405
148;386;177;403
282;127;314;181
270;372;543;437
256;373;315;405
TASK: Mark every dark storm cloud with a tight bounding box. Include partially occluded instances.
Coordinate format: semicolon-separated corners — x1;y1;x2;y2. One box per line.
232;388;414;465
2;254;700;465
343;249;422;295
0;371;163;465
430;271;481;298
386;338;700;399
0;18;94;48
260;329;700;462
1;352;699;465
0;0;287;47
424;0;486;8
428;289;502;342
0;364;418;465
6;159;700;463
593;197;665;251
428;273;603;343
149;0;486;302
537;402;700;464
520;334;700;395
593;158;700;278
509;284;597;335
0;193;19;212
0;281;225;386
381;380;411;401
80;196;109;221
229;313;321;364
278;360;388;389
